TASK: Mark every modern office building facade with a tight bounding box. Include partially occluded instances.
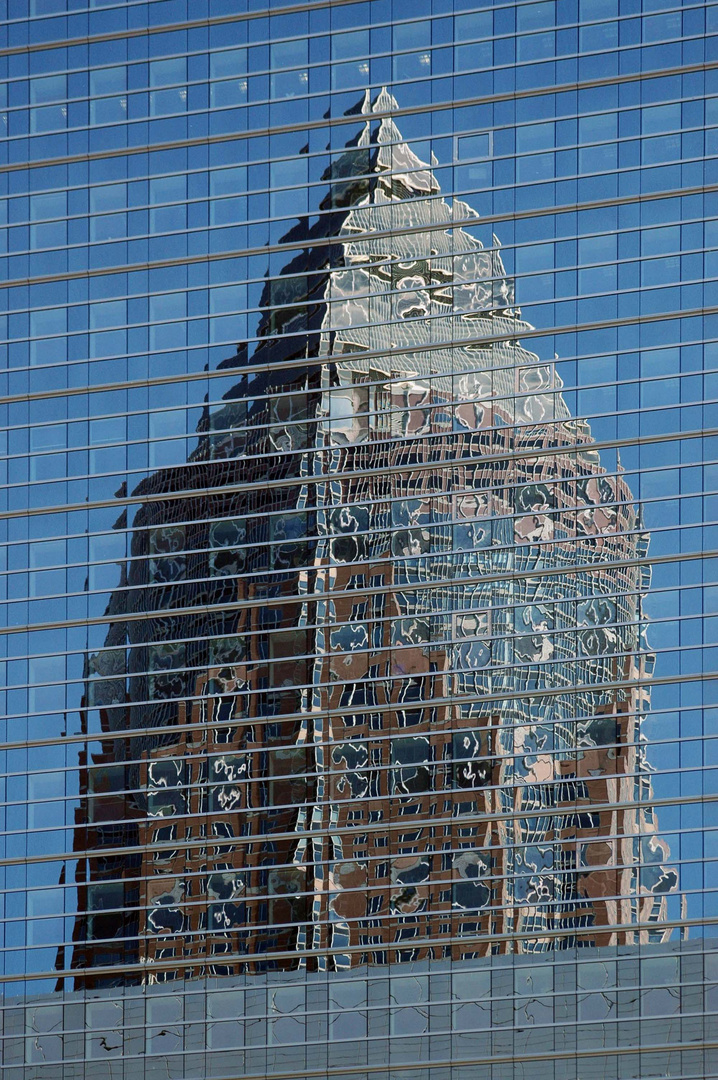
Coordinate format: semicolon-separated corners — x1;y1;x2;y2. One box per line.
0;0;716;1078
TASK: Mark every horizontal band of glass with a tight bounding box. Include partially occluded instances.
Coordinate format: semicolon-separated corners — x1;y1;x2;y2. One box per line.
4;656;712;748
10;1010;718;1064
4;237;716;343
4;424;704;539
7;11;700;108
0;889;704;940
1;910;711;982
3;213;714;337
0;793;708;870
6;81;710;180
0;321;711;422
7;91;714;203
1;544;711;656
0;483;697;577
5;55;711;183
0;874;706;940
0;514;708;620
0;755;708;813
5;291;715;389
8;401;718;497
0;610;663;690
1;304;714;410
6;114;713;235
5;397;716;478
4;350;715;441
6;974;718;1035
1;0;699;73
11;989;715;1044
0;475;709;569
4;242;715;334
0;544;703;635
0;591;699;678
11;1007;718;1070
11;701;708;757
8;186;714;281
3;719;709;786
0;653;697;723
5;162;711;296
3;938;711;995
2;1;699;90
0;413;713;525
4;143;715;268
7;1037;717;1080
0;695;705;771
0;825;707;885
0;502;707;608
23;622;676;685
0;33;706;147
10;1012;718;1064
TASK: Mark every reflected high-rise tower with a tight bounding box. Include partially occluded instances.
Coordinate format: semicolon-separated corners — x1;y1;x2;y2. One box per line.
65;91;675;988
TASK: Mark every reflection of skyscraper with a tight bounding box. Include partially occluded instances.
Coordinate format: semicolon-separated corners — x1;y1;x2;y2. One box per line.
66;90;674;988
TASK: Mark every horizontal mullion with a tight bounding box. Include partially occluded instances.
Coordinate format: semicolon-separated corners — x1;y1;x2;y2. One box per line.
0;754;708;818
1;767;714;866
1;57;712;182
0;397;713;525
2;171;714;303
5;125;715;254
1;542;713;643
0;876;699;953
11;393;718;495
3;910;715;989
0;296;713;410
0;37;710;151
0;688;709;757
5;245;717;353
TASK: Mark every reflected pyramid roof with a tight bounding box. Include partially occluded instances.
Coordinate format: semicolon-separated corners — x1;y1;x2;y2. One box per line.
321;88;573;429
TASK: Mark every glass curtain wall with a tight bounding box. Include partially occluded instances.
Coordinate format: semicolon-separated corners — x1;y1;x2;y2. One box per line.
0;1;716;1078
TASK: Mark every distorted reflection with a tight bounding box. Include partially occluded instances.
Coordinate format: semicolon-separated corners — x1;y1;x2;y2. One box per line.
64;90;675;987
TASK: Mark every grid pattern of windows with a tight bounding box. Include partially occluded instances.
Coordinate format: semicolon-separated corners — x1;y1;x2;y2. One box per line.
0;1;717;1078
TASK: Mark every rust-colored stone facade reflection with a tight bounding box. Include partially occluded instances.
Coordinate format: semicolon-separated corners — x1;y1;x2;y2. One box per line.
61;90;675;989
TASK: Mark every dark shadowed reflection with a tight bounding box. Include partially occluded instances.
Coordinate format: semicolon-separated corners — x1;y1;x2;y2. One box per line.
62;90;675;989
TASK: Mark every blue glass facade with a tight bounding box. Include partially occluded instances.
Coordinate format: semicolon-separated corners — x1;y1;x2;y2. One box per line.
0;0;717;1077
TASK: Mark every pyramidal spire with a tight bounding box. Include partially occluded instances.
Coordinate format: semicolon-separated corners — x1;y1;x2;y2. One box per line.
358;88;440;196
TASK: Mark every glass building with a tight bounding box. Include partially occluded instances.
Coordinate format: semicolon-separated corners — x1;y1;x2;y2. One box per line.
0;0;716;1077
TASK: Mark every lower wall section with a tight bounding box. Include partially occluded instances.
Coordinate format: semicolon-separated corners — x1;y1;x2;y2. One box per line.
2;939;717;1080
